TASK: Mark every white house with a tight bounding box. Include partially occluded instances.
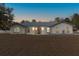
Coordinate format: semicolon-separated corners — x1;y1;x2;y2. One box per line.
10;21;73;35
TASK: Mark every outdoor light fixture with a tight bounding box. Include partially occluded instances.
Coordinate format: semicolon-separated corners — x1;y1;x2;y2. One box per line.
41;27;44;30
32;27;38;31
32;27;35;31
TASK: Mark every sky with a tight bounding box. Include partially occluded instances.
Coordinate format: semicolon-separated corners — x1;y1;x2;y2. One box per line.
6;3;79;22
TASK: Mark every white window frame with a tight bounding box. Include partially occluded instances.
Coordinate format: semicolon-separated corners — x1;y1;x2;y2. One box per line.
47;27;50;32
14;27;20;32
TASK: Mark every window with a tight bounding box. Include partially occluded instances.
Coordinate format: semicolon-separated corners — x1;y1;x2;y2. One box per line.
66;27;70;33
14;27;20;32
32;27;37;31
47;27;50;32
32;27;35;31
67;26;69;30
56;30;59;33
56;26;58;29
67;30;70;33
35;27;37;30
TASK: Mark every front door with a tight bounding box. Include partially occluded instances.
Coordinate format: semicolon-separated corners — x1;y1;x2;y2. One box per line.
37;27;41;34
62;30;65;34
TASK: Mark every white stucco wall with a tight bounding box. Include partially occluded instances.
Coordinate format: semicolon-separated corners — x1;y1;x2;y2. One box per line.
10;25;25;34
10;23;73;35
29;27;36;34
26;27;39;35
41;27;48;35
26;27;49;35
51;23;73;34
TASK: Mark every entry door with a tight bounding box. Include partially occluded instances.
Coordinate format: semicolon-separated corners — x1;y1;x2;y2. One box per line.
37;27;41;34
62;30;65;34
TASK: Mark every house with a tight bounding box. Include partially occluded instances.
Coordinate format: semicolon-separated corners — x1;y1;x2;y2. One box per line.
10;21;73;35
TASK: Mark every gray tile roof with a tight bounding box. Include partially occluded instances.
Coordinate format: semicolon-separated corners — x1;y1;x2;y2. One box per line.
13;21;72;27
21;22;57;27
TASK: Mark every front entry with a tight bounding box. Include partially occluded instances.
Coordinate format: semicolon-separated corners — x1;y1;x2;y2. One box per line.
37;27;41;34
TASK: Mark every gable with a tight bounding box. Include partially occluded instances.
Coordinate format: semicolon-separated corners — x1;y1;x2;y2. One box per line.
51;23;73;29
57;23;72;26
51;22;73;27
10;24;25;30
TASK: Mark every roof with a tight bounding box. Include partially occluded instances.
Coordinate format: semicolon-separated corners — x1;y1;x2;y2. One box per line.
12;21;72;27
49;20;73;27
20;22;57;27
11;22;25;27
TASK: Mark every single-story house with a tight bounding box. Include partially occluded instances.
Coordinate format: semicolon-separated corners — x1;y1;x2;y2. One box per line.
10;21;73;35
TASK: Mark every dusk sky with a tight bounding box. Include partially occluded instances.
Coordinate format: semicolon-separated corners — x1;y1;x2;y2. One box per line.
6;3;79;22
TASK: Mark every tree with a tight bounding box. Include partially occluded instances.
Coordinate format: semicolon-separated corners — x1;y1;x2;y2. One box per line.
21;20;25;23
32;19;36;22
64;18;71;23
71;13;79;29
0;3;14;30
55;17;61;23
21;20;29;23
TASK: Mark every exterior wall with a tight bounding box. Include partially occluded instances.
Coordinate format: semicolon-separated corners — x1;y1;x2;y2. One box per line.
41;27;47;35
26;27;39;35
10;25;25;34
51;23;73;34
28;27;36;34
41;27;50;35
10;23;73;35
26;27;49;35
